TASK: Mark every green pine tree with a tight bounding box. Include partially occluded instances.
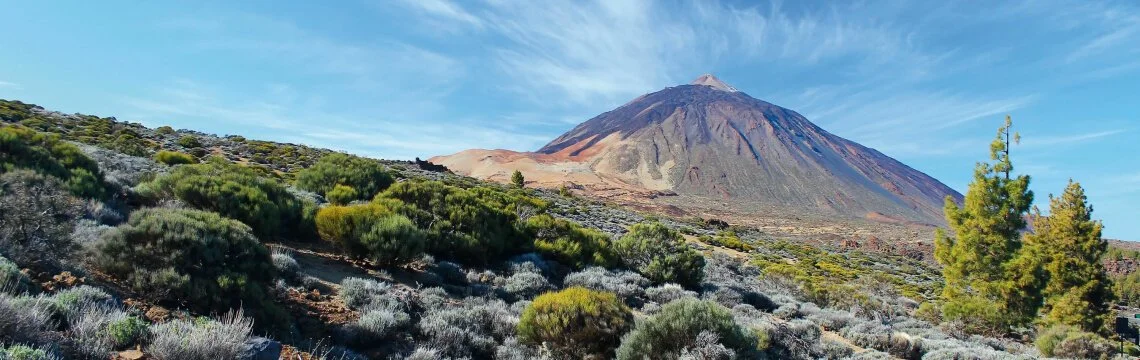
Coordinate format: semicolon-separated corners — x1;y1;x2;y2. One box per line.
1025;180;1113;333
511;170;525;188
934;115;1038;336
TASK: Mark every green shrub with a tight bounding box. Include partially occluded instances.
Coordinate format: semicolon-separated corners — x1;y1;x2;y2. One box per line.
155;126;175;135
0;125;106;198
105;316;149;349
518;287;633;358
526;214;618;268
377;181;530;265
315;204;391;254
700;232;754;252
0;256;32;295
326;184;358;205
1035;324;1074;357
153;150;198;165
296;153;393;202
359;214;427;266
135;158;312;240
93;208;283;326
176;135;202;148
615;299;755;360
614;222;705;288
2;344;59;360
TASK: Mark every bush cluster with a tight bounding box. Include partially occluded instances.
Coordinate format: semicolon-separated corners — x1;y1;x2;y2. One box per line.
315;204;427;265
614;222;705;289
93;208;283;325
1;124;106;198
699;231;754;252
296;153;393;202
378;181;536;265
135;158;315;240
153;150;197;165
526;214;618;269
615;299;755;360
0;171;83;268
518;287;633;358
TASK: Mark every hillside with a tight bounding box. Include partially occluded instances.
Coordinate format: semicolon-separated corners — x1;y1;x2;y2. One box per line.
0;98;1132;359
433;75;962;230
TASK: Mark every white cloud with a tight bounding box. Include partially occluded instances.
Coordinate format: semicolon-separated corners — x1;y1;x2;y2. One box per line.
393;0;483;29
119;79;550;160
0;81;21;89
1021;129;1127;147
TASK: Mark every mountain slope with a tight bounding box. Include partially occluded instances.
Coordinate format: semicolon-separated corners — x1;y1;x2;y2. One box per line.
433;75;962;225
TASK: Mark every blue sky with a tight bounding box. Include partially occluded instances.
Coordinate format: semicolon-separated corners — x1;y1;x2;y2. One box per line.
0;0;1137;239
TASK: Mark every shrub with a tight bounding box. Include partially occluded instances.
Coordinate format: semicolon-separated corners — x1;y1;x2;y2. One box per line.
175;135;201;148
418;297;517;357
51;285;115;321
296;153;393;202
134;158;313;240
0;125;107;198
359;214;427;266
155;126;175;135
646;283;698;304
1037;325;1115;359
378;181;531;265
315;203;390;254
563;267;650;301
614;222;705;288
518;287;633;358
68;307;147;357
526;214;618;269
326;184;358;205
1;344;61;360
153;150;197;165
0;256;32;295
0;171;83;268
146;310;253;360
700;232;754;252
1048;332;1112;360
105;316;148;350
679;331;737;360
271;251;300;282
503;271;552;301
93;208;281;324
615;299;754;360
0;295;55;346
348;306;411;345
338;277;399;311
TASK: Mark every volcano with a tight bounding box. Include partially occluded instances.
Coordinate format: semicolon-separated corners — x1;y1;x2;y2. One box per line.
431;75;962;225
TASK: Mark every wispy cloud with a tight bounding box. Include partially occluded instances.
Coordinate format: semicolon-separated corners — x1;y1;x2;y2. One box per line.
0;81;20;90
119;79;550;160
1021;129;1127;147
393;0;483;30
161;14;464;94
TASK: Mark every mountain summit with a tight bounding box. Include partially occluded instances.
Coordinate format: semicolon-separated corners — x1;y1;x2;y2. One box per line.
432;76;962;225
690;74;738;92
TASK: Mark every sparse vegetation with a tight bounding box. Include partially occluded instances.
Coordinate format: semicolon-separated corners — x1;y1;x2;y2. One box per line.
0;100;1122;360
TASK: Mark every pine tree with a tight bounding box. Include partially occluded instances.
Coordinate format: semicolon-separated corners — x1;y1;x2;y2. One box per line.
934;115;1038;335
511;170;525;188
1025;180;1113;333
